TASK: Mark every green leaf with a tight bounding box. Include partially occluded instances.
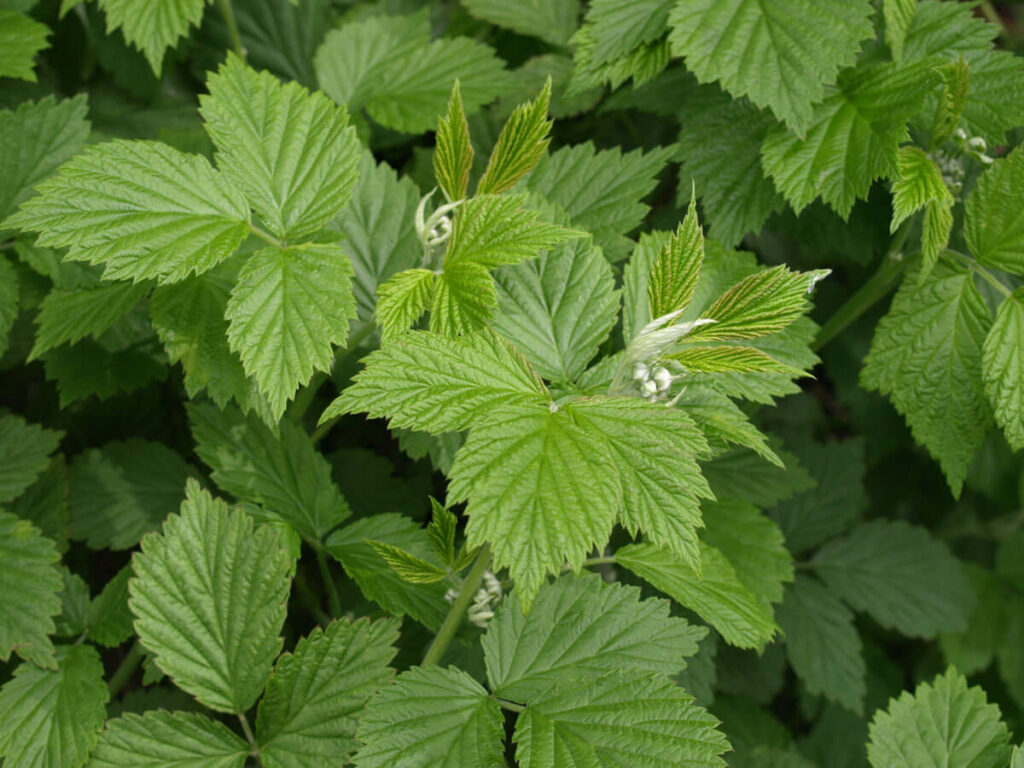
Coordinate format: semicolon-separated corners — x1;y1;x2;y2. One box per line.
932;58;970;147
463;0;579;46
129;480;291;713
0;10;50;81
375;269;437;342
483;572;705;702
940;564;1005;676
88;711;249;768
921;197;954;280
256;617;399;767
965;145;1024;275
648;193;703;320
5;140;251;285
0;413;62;504
0;645;108;768
30;280;146;361
0;510;61;669
811;520;974;638
189;403;350;542
514;671;729;768
576;0;672;68
493;238;619;382
199;54;360;241
701;447;814;508
98;0;208;73
867;668;1011;768
667;0;873;134
983;289;1024;450
569;30;671;95
884;0;917;60
450;402;620;609
367;540;449;584
669;346;801;375
891;147;952;232
426;498;458;567
322;330;546;434
433;82;474;202
861;263;993;497
225;243;356;419
571;397;711;567
0;255;15;357
68;439;193;550
761;60;936;218
476;78;552;196
0;95;90;224
87;565;133;647
617;541;778;650
325;514;448;629
54;568;90;639
354;665;503;768
776;574;865;713
43;338;167;406
10;455;70;554
428;260;496;336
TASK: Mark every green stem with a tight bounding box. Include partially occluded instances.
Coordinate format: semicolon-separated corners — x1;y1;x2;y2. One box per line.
218;0;246;61
316;548;342;617
294;569;331;626
494;696;525;712
249;224;283;248
979;1;1012;42
107;640;143;696
944;249;1013;298
238;713;261;763
0;240;14;251
423;545;492;666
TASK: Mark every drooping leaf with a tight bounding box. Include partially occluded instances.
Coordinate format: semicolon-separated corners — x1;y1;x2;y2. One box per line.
983;289;1024;450
98;0;209;73
88;711;249;768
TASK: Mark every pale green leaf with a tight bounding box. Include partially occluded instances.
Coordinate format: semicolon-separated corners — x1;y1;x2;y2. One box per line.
30;280;146;360
426;498;458;566
5;140;251;285
884;0;917;60
129;480;291;713
669;346;800;375
433;81;474;202
861;262;993;497
0;413;62;504
462;0;579;46
354;665;503;768
493;238;619;382
256;617;399;767
569;29;671;95
921;196;954;279
891;147;952;233
68;439;193;550
812;520;974;638
776;574;865;713
0;510;61;669
0;645;108;768
983;289;1024;450
867;668;1011;768
667;0;873;134
0;10;50;81
189;402;350;542
965;145;1024;275
483;572;705;702
476;78;552;196
617;541;778;650
98;0;208;72
367;540;449;584
375;269;436;342
428;260;496;336
514;671;728;768
0;95;90;224
88;711;249;768
199;54;360;241
648;193;703;320
321;330;546;434
450;402;620;610
225;243;355;419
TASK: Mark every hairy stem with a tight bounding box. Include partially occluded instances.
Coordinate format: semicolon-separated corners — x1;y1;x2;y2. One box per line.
944;249;1013;298
423;545;492;666
107;640;144;696
316;548;342;617
238;713;261;763
218;0;246;61
249;224;283;248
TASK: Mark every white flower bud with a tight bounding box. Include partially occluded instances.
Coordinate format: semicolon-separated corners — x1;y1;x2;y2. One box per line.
641;378;659;397
968;136;987;152
632;362;649;382
652;366;672;392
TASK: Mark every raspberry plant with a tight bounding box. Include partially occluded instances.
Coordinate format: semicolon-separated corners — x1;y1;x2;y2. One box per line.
2;1;1024;766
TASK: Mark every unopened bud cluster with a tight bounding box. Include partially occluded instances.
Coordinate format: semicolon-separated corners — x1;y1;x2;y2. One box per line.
445;570;503;628
633;362;674;402
935;129;994;196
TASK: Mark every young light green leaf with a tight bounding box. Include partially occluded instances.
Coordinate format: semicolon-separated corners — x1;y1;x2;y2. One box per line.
921;196;954;280
483;572;705;702
669;346;802;375
891;147;952;233
0;10;50;81
0;511;61;669
5;140;251;284
375;269;436;342
426;498;458;567
776;574;865;714
30;281;147;361
648;192;703;320
965;145;1024;275
667;0;873;134
88;711;249;768
189;403;350;542
462;0;579;46
884;0;917;60
87;566;133;648
225;243;356;420
514;671;729;768
617;541;778;650
861;262;993;497
354;665;504;768
129;480;292;713
199;54;360;241
98;0;208;73
867;668;1011;768
476;78;552;196
428;260;496;336
367;540;449;584
256;617;399;767
983;289;1024;450
812;520;975;638
433;81;474;202
0;645;108;768
0;95;90;223
932;58;970;146
0;413;63;504
68;439;193;550
321;330;546;434
450;402;620;610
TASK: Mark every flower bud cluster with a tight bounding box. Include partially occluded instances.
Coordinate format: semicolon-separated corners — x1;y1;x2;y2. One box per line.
632;362;674;402
445;570;504;629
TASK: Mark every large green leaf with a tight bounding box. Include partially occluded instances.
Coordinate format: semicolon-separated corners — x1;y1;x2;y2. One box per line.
0;511;61;669
88;711;249;768
129;481;292;713
965;145;1024;276
30;281;146;361
983;289;1024;450
462;0;579;46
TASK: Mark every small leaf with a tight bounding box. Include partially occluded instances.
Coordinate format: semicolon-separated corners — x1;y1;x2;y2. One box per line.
965;145;1024;275
367;540;449;584
426;498;457;567
648;191;703;320
87;566;133;648
669;346;801;375
476;78;552;196
98;0;208;73
0;10;50;82
375;269;436;342
433;81;474;202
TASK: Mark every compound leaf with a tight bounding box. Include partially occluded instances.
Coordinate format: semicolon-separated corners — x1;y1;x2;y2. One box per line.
375;269;437;343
